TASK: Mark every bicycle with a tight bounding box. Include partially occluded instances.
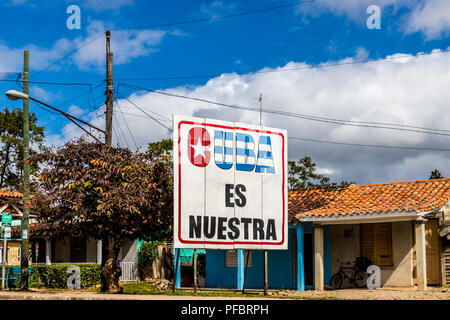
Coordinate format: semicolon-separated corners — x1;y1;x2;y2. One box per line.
330;258;369;289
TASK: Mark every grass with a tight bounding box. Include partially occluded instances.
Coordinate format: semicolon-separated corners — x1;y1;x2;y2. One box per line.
119;282;341;300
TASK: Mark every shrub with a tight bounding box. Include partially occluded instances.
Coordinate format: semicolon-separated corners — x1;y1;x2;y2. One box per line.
137;241;164;280
25;264;101;289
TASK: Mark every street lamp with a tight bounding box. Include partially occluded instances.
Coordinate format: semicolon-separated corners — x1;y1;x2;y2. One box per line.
5;87;106;289
5;90;106;143
5;90;29;101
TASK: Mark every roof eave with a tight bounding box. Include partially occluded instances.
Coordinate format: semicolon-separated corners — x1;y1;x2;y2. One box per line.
295;209;435;225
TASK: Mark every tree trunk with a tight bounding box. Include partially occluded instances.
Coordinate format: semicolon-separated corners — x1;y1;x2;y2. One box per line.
100;238;123;293
0;143;11;188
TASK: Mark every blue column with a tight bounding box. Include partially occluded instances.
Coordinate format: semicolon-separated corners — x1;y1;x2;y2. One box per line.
296;224;305;291
237;250;244;290
174;248;181;289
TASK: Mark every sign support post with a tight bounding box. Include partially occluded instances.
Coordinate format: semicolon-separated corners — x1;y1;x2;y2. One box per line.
1;235;6;290
1;211;12;290
173;248;180;292
193;249;197;293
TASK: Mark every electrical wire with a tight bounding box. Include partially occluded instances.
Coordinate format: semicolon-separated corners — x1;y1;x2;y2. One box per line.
0;79;94;86
288;136;450;152
113;112;129;148
113;93;137;149
44;113;104;145
115;48;450;82
33;32;106;78
111;0;317;31
119;83;450;137
116;92;173;132
117;110;171;122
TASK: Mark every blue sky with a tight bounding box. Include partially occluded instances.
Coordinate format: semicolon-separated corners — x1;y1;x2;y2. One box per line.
1;0;450;184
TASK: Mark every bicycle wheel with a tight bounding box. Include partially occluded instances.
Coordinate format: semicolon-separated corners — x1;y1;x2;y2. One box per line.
353;270;368;288
330;273;343;290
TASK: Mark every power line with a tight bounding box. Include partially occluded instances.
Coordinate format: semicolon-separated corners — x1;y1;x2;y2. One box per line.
56;81;105;109
33;32;106;78
116;92;173;132
116;48;450;82
44;113;104;145
0;79;94;86
113;112;129;148
119;83;450;137
118;110;171;122
116;83;171;121
114;94;138;149
289;136;450;152
111;0;317;31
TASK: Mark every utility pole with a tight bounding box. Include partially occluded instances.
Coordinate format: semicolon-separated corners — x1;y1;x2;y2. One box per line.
105;30;114;146
100;30;114;292
20;49;30;290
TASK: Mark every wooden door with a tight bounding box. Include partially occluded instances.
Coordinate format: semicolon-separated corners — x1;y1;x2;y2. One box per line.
425;219;441;285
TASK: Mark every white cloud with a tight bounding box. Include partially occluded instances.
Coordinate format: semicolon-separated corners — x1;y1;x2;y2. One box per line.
0;20;170;73
71;20;167;72
403;0;450;40
296;0;450;40
295;0;403;21
46;47;450;184
200;1;238;18
92;47;450;184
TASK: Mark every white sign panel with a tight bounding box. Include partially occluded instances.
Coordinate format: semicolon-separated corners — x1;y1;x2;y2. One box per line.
3;227;11;238
173;115;288;250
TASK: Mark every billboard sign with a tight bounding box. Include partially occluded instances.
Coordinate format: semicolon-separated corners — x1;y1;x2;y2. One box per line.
173;115;288;250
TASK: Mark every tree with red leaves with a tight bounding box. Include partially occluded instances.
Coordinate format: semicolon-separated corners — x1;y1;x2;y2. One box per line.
30;138;173;293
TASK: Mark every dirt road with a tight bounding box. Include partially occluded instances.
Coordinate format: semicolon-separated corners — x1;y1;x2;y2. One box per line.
1;287;450;300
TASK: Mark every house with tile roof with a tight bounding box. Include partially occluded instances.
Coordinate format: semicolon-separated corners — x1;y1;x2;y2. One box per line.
205;178;450;290
0;189;138;270
0;189;25;265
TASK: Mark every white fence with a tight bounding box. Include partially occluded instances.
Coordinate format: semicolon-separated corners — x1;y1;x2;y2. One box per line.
120;261;137;282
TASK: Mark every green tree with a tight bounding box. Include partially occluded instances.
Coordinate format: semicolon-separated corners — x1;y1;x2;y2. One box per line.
30;138;173;293
148;138;172;165
0;107;44;189
430;169;444;179
288;156;354;189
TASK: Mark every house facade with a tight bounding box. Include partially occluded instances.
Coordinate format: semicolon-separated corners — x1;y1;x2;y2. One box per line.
205;178;450;290
0;189;137;267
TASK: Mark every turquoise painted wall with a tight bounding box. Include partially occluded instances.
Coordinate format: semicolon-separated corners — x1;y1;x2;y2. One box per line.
205;223;331;290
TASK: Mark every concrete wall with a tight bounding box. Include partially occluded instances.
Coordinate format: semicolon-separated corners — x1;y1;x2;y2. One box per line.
382;221;413;287
206;228;297;289
86;237;97;262
330;224;360;278
329;221;413;287
121;239;137;262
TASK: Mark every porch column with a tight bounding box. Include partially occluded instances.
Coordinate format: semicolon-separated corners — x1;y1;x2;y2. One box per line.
313;224;324;291
45;238;51;265
174;248;181;289
237;250;244;290
296;224;305;291
415;219;427;290
96;240;102;264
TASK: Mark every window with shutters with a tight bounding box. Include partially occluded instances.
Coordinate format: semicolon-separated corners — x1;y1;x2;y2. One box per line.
225;250;252;268
360;223;393;267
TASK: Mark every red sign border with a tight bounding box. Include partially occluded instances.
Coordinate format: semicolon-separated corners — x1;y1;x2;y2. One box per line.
177;120;286;246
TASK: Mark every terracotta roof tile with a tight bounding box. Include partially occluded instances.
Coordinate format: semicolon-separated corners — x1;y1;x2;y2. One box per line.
0;189;23;199
288;178;450;223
